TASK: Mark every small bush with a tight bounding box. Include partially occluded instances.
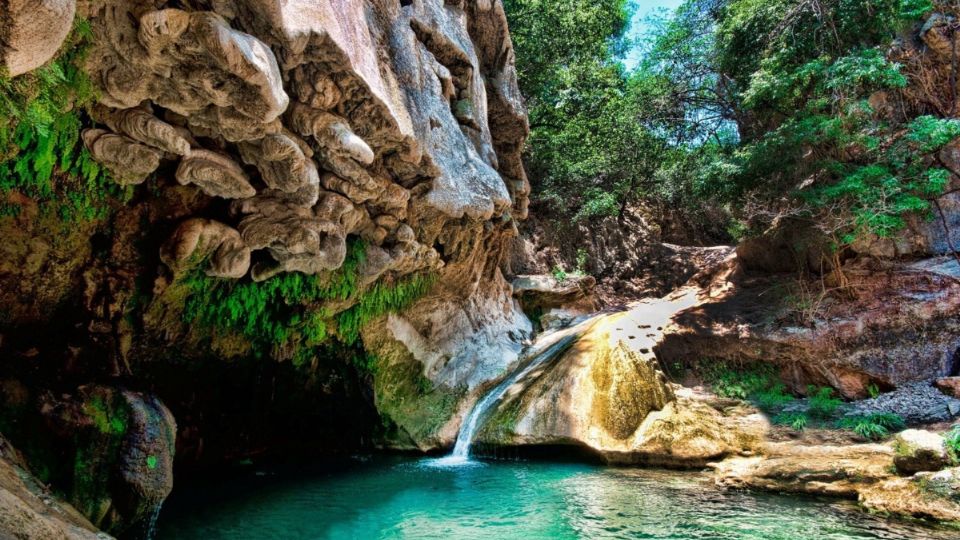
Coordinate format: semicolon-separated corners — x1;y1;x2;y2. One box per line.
574;248;589;276
774;411;808;432
704;362;794;411
807;386;842;419
945;425;960;463
836;413;905;440
551;265;568;282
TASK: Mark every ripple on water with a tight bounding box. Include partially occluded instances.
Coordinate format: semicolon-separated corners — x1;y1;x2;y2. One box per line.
158;456;959;540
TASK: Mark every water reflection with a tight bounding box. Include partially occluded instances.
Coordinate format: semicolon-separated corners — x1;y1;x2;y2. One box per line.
159;456;955;539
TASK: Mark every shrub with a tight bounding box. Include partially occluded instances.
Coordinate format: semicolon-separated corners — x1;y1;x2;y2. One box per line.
807;386;842;419
774;411;808;432
551;265;568;282
574;248;589;276
836;413;905;440
945;425;960;463
703;362;794;410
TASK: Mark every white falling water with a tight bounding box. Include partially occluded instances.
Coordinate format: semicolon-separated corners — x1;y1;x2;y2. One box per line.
446;314;603;462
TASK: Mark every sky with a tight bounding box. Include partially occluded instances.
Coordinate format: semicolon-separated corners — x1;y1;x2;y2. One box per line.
624;0;685;70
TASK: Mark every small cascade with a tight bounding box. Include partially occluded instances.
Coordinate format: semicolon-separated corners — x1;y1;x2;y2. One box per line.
141;503;163;540
448;314;603;460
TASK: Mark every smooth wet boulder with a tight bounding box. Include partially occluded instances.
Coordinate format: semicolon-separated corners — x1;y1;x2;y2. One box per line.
894;429;951;474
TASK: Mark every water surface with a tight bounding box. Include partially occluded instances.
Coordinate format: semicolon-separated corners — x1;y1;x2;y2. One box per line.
158;456;955;539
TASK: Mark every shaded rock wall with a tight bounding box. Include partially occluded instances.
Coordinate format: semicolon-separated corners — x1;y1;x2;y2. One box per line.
657;256;960;399
0;0;533;532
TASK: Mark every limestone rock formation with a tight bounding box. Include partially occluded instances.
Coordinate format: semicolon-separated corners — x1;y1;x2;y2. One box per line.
0;434;105;540
75;0;528;291
936;377;960;399
160;218;251;279
0;381;175;537
656;254;960;399
475;290;766;466
894;429;951;474
713;440;960;522
1;0;77;77
512;274;599;330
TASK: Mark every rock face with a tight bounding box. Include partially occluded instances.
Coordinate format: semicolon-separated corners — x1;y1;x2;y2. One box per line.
475;290;766;467
657;255;960;399
512;274;599;330
936;377;960;399
1;0;534;524
1;0;77;77
513;205;734;301
0;434;105;540
76;0;529;286
0;381;175;537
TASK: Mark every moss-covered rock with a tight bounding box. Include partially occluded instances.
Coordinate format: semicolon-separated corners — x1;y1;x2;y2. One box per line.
0;382;174;536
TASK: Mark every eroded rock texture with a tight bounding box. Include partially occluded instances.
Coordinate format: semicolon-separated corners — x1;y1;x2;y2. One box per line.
78;0;529;284
1;0;77;77
474;290;766;467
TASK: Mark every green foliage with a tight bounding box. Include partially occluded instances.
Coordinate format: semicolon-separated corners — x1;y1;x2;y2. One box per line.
867;383;881;399
334;272;438;346
703;362;794;410
551;265;568;282
0;18;127;221
694;0;950;242
806;386;842;419
505;0;674;220
181;238;437;359
82;396;127;436
774;411;808;431
574;248;589;276
945;424;960;463
836;413;905;440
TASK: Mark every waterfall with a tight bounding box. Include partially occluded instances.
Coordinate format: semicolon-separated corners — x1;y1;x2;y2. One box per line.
448;314;601;460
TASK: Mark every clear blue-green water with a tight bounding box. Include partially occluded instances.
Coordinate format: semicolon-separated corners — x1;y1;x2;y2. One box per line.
157;456;956;539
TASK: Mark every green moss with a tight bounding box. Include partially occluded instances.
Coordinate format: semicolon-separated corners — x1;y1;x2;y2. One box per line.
478;394;524;442
82;395;128;435
71;390;131;528
373;357;463;445
0;18;130;223
176;238;437;363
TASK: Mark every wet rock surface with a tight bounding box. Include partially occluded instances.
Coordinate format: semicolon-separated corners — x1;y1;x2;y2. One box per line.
712;441;960;522
0;434;106;540
474;289;766;467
